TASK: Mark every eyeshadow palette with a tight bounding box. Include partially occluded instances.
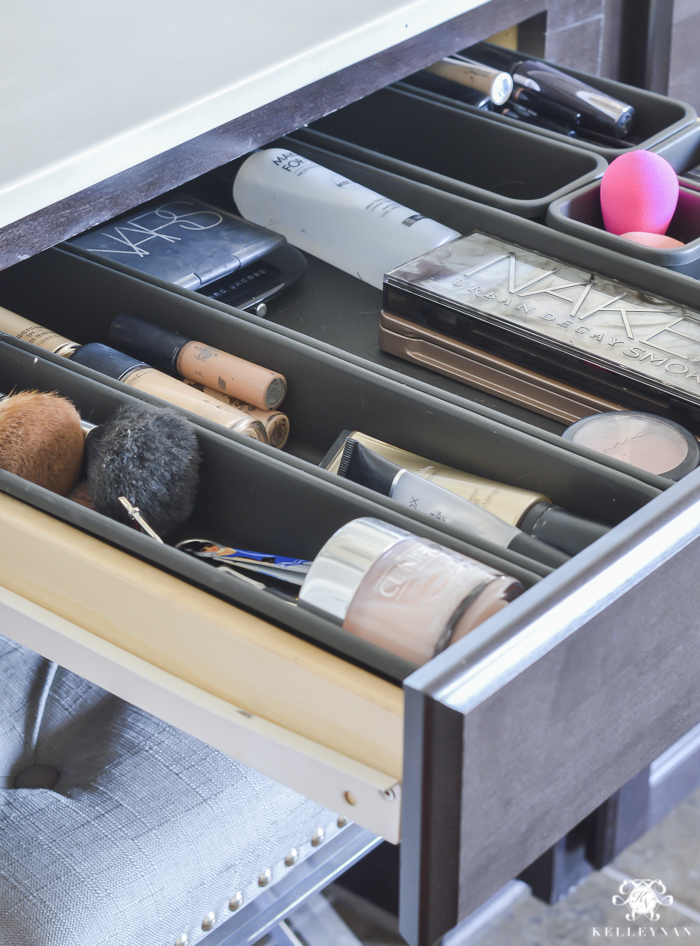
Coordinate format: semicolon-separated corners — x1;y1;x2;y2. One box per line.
383;232;700;429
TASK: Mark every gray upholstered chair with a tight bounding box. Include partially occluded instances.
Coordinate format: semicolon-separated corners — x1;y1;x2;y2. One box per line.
0;632;349;946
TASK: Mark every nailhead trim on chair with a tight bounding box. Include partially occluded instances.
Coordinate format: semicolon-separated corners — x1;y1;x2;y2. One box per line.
171;819;351;944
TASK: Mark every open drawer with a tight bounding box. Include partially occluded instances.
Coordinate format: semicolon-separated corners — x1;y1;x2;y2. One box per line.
6;70;700;946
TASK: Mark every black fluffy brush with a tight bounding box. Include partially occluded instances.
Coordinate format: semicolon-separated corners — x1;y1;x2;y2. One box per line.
85;402;201;538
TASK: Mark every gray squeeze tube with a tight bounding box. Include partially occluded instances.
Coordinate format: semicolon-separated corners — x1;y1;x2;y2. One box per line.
337;438;569;569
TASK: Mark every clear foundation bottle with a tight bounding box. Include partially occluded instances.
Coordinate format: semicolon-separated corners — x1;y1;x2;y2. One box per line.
298;518;523;665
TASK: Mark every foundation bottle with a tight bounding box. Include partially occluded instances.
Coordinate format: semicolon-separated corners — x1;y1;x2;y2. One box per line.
108;314;286;410
298;518;523;665
184;381;289;448
0;306;79;356
70;343;266;440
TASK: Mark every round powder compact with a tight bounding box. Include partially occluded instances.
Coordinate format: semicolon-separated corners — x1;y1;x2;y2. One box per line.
562;411;700;481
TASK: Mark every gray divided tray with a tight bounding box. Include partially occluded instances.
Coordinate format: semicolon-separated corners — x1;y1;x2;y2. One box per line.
651;120;700;190
292;85;606;219
0;247;660;680
399;44;695;164
547;180;700;277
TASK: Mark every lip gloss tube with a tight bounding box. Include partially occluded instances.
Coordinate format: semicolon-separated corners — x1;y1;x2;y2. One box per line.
184;380;290;448
0;306;79;357
108;314;287;410
69;343;266;440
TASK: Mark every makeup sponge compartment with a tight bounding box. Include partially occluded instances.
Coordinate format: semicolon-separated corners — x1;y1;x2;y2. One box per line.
548;180;700;276
291;86;605;218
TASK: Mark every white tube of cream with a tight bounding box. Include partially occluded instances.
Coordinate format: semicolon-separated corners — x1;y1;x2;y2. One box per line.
233;148;461;290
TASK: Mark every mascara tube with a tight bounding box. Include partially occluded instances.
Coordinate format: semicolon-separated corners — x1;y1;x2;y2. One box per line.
466;43;634;138
108;314;286;410
338;439;569;568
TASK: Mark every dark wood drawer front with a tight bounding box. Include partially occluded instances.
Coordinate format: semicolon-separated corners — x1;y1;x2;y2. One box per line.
402;468;700;945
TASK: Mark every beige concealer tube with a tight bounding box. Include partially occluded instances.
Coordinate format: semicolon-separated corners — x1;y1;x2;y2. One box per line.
0;306;79;356
326;430;546;527
0;307;266;439
186;381;289;448
70;344;267;440
108;314;287;410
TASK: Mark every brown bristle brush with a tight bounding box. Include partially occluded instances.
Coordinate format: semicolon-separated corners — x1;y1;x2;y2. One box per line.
0;390;84;496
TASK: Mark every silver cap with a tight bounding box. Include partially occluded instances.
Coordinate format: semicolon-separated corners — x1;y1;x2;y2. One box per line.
298;518;410;623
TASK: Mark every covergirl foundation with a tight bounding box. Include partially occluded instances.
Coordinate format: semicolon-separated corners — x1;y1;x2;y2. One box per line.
70;344;266;439
0;306;79;357
298;517;523;665
326;431;608;555
563;412;700;480
337;439;569;568
184;381;289;448
382;232;700;430
108;314;287;410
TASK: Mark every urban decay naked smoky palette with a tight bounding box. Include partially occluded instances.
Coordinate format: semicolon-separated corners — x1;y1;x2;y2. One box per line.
381;232;700;428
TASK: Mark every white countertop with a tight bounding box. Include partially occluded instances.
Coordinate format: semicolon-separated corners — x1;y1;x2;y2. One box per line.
0;0;486;231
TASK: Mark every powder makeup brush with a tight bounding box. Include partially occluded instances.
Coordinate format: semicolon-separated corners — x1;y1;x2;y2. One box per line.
84;401;201;539
0;390;84;495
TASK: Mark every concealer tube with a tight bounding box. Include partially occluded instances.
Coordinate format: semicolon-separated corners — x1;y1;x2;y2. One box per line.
185;381;289;448
108;314;287;410
425;57;514;106
337;439;571;568
70;344;266;440
0;306;79;357
328;431;609;556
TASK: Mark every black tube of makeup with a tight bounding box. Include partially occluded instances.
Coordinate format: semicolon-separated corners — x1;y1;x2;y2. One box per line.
498;103;577;136
509;86;581;126
339;439;609;557
338;440;569;568
466;42;634;138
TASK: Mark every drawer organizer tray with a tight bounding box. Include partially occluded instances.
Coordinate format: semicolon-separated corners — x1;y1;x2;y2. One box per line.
651;122;700;191
41;139;700;944
399;44;696;164
292;85;606;219
547;179;700;277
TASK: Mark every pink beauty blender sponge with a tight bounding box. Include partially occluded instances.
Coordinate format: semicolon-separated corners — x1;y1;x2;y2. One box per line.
600;151;679;236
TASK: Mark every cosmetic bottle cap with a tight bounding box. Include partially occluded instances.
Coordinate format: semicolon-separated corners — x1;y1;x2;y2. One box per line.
338;438;398;494
298;518;410;623
519;502;609;556
70;343;149;381
108;314;189;375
